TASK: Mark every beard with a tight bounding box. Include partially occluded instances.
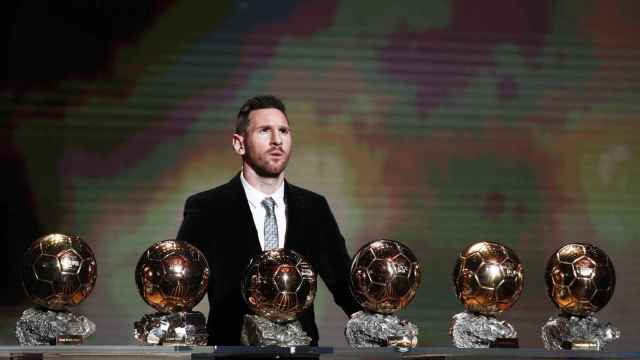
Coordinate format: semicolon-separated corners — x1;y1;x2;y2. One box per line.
244;149;290;178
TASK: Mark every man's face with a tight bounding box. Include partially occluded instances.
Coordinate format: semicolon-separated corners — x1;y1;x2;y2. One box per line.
237;108;292;178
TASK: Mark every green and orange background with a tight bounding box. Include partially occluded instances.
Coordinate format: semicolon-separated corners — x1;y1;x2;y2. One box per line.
1;1;639;348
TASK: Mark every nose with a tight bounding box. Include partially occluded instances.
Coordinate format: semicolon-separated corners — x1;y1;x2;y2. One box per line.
271;130;282;145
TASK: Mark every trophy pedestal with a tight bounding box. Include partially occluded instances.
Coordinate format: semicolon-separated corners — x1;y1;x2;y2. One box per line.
345;311;418;351
449;311;518;349
134;311;208;345
240;315;311;346
541;314;620;351
16;307;96;346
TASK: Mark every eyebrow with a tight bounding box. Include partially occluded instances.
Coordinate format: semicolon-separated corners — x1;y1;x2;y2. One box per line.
257;124;290;128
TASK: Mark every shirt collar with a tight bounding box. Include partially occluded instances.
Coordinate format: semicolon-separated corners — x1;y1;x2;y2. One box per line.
240;172;286;209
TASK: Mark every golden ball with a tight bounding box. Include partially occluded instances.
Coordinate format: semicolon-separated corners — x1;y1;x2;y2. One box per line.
453;241;524;316
545;243;615;316
21;233;98;310
242;248;317;323
135;240;209;313
350;239;421;314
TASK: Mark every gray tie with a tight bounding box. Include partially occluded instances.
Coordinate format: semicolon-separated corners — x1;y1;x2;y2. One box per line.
262;197;279;250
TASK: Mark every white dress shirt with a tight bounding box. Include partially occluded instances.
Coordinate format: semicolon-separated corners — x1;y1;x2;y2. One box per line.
240;172;287;250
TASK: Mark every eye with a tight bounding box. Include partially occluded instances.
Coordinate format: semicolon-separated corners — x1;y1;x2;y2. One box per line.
280;127;290;135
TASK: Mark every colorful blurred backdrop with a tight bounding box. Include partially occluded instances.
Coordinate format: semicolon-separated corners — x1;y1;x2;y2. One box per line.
1;0;639;349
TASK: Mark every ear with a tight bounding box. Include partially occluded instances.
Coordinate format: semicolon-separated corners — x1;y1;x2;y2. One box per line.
232;134;245;155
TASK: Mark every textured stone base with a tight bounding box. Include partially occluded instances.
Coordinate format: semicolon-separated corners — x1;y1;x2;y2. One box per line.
241;315;311;346
345;311;418;350
16;307;95;346
449;311;517;348
541;314;620;351
133;311;207;345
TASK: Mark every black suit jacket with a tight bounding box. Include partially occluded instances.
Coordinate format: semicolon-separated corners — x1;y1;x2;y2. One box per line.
177;174;361;345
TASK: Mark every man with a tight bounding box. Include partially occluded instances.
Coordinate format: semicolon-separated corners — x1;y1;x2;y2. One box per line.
177;95;361;345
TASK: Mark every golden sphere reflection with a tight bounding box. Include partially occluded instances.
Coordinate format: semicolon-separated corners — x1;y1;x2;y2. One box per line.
21;233;98;310
452;241;524;316
545;243;615;316
349;239;422;315
135;240;209;313
242;249;317;323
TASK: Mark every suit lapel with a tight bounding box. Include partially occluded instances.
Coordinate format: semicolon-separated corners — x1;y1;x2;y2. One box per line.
284;180;304;250
229;174;262;257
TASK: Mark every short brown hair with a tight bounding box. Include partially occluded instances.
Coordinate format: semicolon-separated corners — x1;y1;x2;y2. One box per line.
235;95;287;135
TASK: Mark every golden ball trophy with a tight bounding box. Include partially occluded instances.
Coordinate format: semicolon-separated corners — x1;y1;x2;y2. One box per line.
345;239;422;351
541;243;619;351
17;233;98;345
241;248;317;346
450;241;524;348
134;239;209;345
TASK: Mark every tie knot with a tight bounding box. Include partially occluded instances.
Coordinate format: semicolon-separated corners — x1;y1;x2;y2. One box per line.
261;197;276;215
